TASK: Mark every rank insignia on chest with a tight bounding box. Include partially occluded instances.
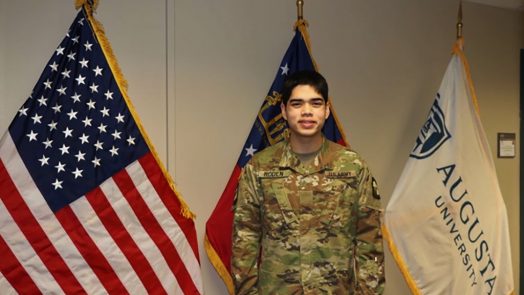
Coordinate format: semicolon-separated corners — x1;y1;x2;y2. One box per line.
325;171;356;179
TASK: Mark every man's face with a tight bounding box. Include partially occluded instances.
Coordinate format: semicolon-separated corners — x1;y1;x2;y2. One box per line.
281;84;330;139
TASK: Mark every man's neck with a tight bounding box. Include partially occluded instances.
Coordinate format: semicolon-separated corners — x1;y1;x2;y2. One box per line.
288;134;323;154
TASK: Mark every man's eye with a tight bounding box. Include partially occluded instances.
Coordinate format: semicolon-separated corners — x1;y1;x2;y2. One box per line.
312;101;324;107
290;102;303;107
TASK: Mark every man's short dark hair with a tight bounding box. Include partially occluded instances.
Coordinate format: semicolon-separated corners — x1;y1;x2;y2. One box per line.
281;70;329;105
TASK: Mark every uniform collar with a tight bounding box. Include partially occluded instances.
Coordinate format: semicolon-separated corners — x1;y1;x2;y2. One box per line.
278;137;333;174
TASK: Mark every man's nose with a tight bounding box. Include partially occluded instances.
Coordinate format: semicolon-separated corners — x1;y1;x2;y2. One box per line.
301;105;313;115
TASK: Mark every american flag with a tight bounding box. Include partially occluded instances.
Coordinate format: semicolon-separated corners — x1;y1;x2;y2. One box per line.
204;21;347;293
0;6;202;294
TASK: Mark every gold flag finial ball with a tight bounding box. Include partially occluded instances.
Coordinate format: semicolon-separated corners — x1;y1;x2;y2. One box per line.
75;0;99;11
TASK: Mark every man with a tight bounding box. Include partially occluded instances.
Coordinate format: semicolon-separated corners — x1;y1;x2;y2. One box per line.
232;70;384;294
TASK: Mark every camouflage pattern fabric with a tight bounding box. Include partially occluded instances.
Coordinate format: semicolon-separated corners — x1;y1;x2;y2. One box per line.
232;138;385;294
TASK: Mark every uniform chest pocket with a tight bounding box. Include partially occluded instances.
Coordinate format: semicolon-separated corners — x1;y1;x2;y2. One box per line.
314;176;359;231
258;177;299;234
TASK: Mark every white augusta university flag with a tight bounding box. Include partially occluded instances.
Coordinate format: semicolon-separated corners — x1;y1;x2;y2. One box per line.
384;40;514;295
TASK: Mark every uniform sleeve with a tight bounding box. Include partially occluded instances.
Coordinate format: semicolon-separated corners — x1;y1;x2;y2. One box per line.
355;163;385;294
231;163;262;294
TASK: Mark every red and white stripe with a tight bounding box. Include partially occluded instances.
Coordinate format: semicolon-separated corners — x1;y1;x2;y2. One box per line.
0;133;203;294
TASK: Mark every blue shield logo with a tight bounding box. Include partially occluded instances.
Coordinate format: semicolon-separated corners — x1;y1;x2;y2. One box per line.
410;93;451;159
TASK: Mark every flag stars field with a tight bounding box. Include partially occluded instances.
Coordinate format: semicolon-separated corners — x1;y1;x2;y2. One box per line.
12;19;136;196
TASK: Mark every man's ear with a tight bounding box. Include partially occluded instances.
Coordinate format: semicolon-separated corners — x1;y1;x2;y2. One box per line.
281;103;287;121
325;101;331;119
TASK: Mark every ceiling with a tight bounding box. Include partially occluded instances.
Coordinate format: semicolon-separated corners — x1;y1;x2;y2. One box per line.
465;0;524;10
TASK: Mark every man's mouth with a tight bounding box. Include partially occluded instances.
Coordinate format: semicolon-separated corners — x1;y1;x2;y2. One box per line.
298;120;316;128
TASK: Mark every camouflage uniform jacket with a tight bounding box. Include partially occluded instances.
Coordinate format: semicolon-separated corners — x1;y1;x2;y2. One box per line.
232;138;385;294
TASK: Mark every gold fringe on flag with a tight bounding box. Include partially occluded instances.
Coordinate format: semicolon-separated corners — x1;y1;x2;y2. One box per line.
205;235;235;294
452;38;480;116
382;225;421;295
75;0;99;12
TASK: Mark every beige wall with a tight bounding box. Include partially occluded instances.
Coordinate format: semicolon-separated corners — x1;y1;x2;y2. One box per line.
1;0;522;294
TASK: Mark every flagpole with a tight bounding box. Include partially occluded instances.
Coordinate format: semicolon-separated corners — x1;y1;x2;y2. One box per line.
457;0;463;39
297;0;304;20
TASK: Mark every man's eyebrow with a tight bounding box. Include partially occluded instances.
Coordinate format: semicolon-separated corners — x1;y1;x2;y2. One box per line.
288;97;324;101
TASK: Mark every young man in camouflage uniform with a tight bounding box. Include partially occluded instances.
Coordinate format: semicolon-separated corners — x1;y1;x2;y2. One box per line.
232;71;385;294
